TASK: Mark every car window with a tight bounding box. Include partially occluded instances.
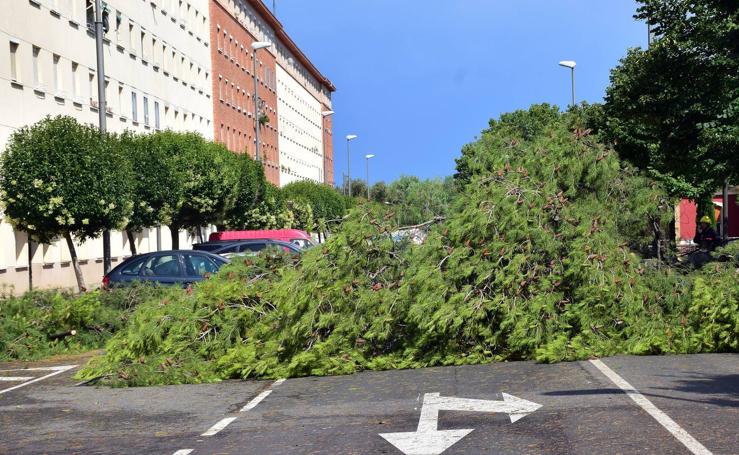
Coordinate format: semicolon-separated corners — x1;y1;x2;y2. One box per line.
120;257;146;276
239;243;268;252
291;239;312;249
183;253;220;277
141;254;181;277
214;244;241;254
195;243;232;252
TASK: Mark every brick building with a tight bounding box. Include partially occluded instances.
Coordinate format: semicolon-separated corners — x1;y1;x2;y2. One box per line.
208;0;335;186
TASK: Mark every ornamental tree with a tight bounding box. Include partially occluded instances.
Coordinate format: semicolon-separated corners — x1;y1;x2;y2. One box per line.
0;116;132;291
168;135;240;247
282;180;347;234
602;0;738;199
225;153;267;230
113;131;187;254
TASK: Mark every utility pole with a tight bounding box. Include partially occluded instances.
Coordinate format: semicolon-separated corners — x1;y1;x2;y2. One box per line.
95;0;111;273
722;179;729;241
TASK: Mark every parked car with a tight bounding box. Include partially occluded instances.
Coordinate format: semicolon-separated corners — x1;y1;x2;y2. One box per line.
208;229;315;249
102;250;229;288
192;239;302;258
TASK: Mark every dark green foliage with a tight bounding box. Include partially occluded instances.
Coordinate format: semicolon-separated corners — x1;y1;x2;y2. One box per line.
172;138;240;231
370;181;387;202
77;106;738;387
601;0;739;198
0;116;132;243
386;176;458;226
0;284;163;361
113;131;186;231
282;180;347;231
226;153;267;229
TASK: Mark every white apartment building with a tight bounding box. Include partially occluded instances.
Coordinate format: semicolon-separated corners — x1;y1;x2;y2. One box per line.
0;0;214;292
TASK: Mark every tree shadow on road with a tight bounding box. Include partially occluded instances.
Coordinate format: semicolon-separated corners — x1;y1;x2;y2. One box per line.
542;373;739;408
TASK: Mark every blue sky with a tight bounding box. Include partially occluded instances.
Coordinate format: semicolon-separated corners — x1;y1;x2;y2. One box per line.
274;1;649;185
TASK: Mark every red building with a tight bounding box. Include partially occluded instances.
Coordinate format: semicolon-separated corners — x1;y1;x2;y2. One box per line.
208;0;336;187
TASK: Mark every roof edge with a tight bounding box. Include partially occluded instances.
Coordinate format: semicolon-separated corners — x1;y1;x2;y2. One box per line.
246;0;336;93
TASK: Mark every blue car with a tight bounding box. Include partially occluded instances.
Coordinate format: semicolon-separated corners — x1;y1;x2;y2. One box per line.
102;250;229;288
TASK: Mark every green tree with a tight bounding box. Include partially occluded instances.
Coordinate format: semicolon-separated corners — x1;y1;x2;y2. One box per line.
601;0;738;199
350;179;368;200
226;153;267;230
370;181;387;202
282;180;347;230
170;137;240;247
386;176;457;226
0;116;132;291
113;132;186;254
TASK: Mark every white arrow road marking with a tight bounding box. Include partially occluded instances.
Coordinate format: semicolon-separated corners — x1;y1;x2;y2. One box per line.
0;365;77;396
380;392;542;455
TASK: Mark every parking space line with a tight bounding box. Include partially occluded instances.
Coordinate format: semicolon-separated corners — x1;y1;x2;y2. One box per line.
201;416;238;436
0;377;34;381
590;359;712;455
171;450;193;455
240;389;272;412
0;365;77;396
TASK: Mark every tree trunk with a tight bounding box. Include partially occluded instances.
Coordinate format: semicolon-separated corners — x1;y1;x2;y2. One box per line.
170;225;180;250
126;229;138;255
197;227;205;244
27;236;33;291
64;232;87;293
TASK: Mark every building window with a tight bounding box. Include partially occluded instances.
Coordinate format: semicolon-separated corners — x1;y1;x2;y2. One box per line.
88;72;95;101
115;13;122;42
86;0;94;29
32;46;42;87
118;84;124;115
131;92;138;122
129;22;136;52
53;54;61;93
9;41;19;82
71;62;79;98
143;96;149;126
140;31;146;60
216;25;221;50
154;101;160;130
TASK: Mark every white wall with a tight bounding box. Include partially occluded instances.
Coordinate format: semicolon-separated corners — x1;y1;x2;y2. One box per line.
0;0;213;288
276;64;324;185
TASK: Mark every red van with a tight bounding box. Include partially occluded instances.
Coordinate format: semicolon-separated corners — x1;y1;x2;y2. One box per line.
208;229;315;249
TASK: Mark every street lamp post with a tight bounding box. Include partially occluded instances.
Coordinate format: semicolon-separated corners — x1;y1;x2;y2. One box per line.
94;0;112;273
251;41;272;162
321;111;334;184
558;60;576;107
365;154;375;200
346;134;357;196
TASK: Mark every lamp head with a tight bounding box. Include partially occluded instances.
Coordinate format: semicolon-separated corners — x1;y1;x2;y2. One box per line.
251;41;272;50
559;60;576;69
365;154;375;159
322;110;335;117
346;134;358;141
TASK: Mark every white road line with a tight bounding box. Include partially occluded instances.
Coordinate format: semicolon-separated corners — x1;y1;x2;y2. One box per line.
590;359;712;455
240;390;272;412
0;377;34;381
201;416;238;436
272;378;286;387
171;450;193;455
0;365;77;396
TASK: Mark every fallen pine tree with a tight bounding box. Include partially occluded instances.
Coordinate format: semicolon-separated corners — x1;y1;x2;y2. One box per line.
77;105;738;386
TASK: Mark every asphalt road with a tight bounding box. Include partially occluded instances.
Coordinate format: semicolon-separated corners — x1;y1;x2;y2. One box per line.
0;354;736;455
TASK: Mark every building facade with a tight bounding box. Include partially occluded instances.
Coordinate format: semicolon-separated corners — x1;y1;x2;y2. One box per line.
208;0;335;187
0;0;214;291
